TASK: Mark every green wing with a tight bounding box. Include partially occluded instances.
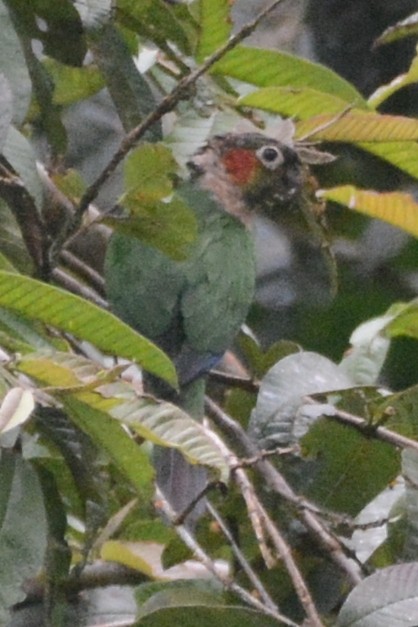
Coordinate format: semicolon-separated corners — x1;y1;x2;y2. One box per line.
105;182;255;363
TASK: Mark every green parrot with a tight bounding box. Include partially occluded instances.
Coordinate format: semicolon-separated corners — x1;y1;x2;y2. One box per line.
104;132;303;524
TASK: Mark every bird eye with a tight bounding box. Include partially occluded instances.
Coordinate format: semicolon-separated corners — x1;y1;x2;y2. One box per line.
256;145;284;169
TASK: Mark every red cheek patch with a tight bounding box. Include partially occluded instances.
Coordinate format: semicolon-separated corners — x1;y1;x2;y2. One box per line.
222;149;258;185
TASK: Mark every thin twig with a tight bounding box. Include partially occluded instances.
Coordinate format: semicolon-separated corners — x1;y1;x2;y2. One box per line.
209;369;260;392
206;502;278;611
204;411;323;625
51;268;108;308
156;487;300;627
205;396;363;586
67;0;287;242
297;104;354;142
59;250;106;295
304;396;418;453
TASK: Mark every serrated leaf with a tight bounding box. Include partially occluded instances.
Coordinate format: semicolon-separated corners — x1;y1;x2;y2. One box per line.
368;48;418;108
319;186;418;238
375;12;418;47
213;45;366;104
0;453;47;622
0;271;177;387
337;562;418;626
111;396;228;479
19;351;227;480
196;0;231;62
240;86;362;120
296;112;418;142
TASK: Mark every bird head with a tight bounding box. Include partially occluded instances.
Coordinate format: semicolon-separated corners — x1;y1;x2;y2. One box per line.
187;132;303;221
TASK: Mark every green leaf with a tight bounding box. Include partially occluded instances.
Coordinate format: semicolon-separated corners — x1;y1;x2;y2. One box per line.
43;58;105;106
213;45;365;104
111;395;228;479
7;0;87;67
337;563;418;626
358;140;418;181
368;49;418;108
240;86;362;120
117;0;191;55
101;539;159;577
302;419;400;516
105;143;198;260
135;604;284;627
319;186;418;239
90;22;160;135
375;13;418;47
296;112;418;142
0;0;32;124
384;300;418;339
0;271;177;387
62;395;155;497
106;196;198;261
0;452;47;622
196;0;231;62
248;351;352;448
19;351;227;479
124;143;178;203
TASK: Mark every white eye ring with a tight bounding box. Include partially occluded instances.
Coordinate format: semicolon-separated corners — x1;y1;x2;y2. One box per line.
256;145;284;169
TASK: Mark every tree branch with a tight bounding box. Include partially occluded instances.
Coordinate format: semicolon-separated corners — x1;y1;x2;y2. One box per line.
64;0;287;244
205;396;364;586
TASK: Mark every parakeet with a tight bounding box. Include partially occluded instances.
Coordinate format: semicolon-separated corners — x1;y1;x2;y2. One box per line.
104;132;303;524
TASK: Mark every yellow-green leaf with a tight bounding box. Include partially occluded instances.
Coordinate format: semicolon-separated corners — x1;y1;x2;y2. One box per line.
213;45;366;104
359;141;418;181
240;86;360;120
296;112;418;142
375;12;418;47
319;185;418;238
368;48;418;108
105;196;197;261
101;540;161;577
196;0;231;62
0;271;177;387
123;143;177;205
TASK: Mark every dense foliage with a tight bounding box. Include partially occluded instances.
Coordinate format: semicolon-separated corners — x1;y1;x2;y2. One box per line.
2;1;418;625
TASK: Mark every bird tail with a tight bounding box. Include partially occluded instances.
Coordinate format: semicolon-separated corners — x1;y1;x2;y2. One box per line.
151;376;208;527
